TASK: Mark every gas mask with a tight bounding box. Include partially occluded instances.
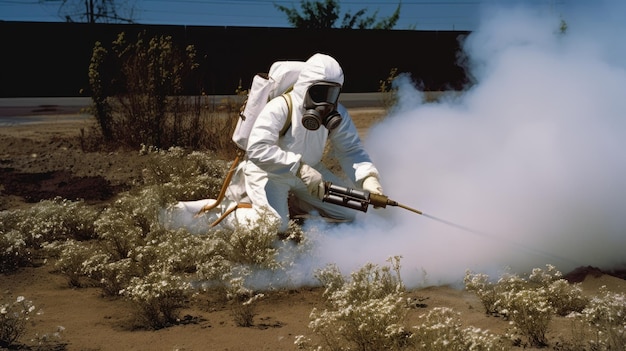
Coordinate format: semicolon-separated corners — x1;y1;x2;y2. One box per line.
302;81;342;131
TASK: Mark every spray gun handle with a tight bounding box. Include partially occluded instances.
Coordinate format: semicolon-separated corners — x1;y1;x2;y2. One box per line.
323;182;370;212
322;182;398;212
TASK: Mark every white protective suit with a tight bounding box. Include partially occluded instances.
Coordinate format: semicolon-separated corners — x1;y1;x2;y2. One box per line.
171;53;381;233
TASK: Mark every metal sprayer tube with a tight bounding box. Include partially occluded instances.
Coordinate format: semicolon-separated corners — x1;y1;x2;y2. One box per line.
396;203;423;215
209;202;252;227
195;151;242;217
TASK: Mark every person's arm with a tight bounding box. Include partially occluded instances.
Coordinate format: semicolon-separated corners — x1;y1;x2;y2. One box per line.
246;97;302;175
329;104;381;189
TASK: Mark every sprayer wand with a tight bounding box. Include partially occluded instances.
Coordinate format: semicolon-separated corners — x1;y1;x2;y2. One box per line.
323;181;474;229
322;182;423;215
322;181;581;266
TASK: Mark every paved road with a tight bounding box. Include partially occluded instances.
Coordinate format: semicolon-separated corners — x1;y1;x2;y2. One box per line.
0;93;385;118
0;97;93;126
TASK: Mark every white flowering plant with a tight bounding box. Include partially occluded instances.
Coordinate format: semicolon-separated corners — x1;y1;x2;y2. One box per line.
226;273;265;327
44;238;96;287
0;198;99;272
465;264;593;348
120;267;195;329
297;256;411;351
0;225;29;273
18;149;304;330
139;145;226;203
297;257;516;351
0;295;35;347
463;270;500;315
579;286;626;351
412;307;508;351
4;143;626;347
501;286;554;347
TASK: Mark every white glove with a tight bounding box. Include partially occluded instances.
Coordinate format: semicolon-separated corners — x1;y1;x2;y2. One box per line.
362;176;383;195
298;163;325;199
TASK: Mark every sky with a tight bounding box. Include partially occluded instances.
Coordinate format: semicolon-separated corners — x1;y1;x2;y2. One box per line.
1;0;569;31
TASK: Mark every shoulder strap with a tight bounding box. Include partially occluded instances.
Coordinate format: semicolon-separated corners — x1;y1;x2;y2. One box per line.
279;93;293;136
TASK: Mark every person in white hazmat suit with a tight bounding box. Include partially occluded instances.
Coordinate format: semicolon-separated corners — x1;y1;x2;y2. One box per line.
170;53;384;233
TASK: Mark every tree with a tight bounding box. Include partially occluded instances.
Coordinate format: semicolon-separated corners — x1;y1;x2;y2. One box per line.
50;0;137;23
275;0;401;30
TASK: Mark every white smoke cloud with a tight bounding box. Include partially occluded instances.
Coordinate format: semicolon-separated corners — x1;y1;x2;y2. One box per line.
305;0;626;288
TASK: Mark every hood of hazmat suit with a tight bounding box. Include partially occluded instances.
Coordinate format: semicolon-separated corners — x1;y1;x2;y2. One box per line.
246;53;380;186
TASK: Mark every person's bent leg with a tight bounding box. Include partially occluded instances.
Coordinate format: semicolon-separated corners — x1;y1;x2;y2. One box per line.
244;161;294;232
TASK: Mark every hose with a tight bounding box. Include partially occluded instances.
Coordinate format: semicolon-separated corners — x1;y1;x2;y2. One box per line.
195;150;243;217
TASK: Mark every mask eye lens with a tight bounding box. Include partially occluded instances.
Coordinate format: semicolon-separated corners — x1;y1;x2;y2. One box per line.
308;85;326;103
308;83;341;104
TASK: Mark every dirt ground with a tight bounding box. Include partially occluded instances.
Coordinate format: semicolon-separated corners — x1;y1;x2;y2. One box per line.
1;107;625;351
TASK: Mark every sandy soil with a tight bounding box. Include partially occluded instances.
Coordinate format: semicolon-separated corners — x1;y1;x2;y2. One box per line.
1;107;625;351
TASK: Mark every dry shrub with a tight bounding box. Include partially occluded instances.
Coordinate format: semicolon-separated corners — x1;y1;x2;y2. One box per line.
87;30;241;155
297;256;410;351
412;307;508;351
465;265;593;349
